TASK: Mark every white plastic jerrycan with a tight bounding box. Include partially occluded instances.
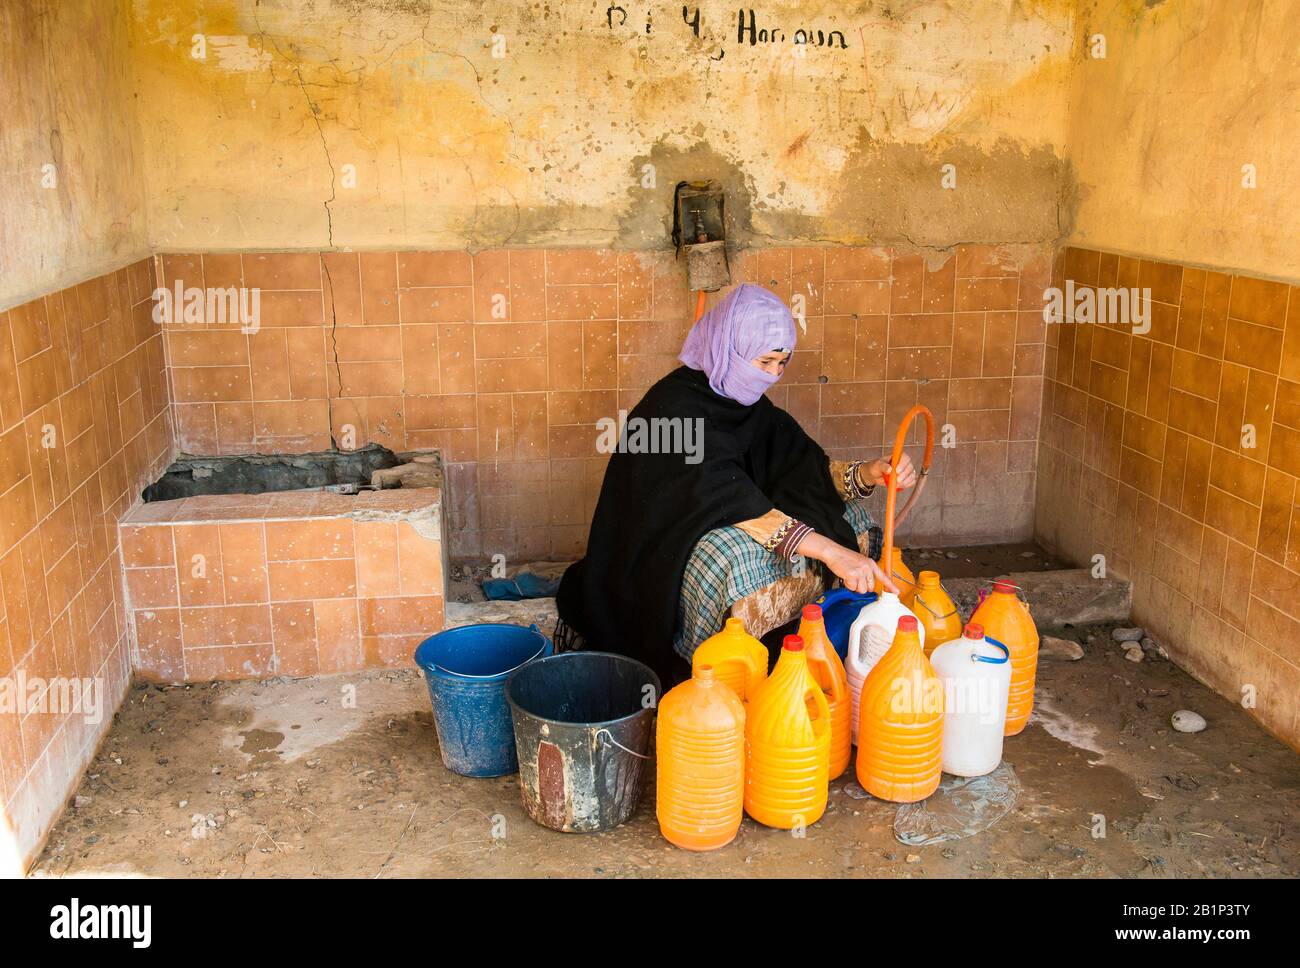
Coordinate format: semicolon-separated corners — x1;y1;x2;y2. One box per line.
846;592;923;736
929;623;1011;777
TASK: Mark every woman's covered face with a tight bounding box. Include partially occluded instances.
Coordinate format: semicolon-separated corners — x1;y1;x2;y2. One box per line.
751;351;792;377
678;283;799;405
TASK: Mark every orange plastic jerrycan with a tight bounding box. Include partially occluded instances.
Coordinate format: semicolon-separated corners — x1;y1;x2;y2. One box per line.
656;664;747;850
878;546;918;607
969;578;1039;736
913;571;963;657
855;615;943;803
744;635;831;829
797;604;851;778
692;617;768;702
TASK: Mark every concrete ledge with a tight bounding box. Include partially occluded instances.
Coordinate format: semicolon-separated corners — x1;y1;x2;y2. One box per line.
942;569;1131;629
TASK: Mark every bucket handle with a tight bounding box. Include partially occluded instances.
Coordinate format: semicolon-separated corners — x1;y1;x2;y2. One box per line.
432;624;548;680
972;635;1010;665
912;588;958;620
595;728;652;760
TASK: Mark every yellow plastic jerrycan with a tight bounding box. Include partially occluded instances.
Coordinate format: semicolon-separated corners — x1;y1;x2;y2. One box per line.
969;578;1039;736
878;546;918;608
855;615;943;803
657;664;746;851
692;617;768;702
796;604;851;778
744;635;831;829
912;571;963;657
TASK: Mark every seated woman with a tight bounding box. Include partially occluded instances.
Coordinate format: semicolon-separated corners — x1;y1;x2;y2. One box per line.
555;283;915;688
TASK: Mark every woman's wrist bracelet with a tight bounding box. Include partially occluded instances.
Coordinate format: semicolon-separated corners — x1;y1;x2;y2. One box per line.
846;460;876;499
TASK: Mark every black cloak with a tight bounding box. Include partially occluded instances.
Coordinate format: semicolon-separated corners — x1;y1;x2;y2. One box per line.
555;365;859;687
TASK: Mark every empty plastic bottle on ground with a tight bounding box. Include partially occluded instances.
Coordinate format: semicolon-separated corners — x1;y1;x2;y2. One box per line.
929;623;1010;777
692;617;768;702
969;579;1039;736
744;635;831;829
912;570;963;657
856;615;943;803
656;664;746;850
796;604;851;778
846;592;923;735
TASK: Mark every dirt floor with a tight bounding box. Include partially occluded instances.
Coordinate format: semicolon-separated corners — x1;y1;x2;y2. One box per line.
31;617;1299;878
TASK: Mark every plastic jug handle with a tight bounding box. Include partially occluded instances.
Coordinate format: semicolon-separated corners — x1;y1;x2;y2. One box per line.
804;681;832;726
974;636;1011;664
740;649;765;694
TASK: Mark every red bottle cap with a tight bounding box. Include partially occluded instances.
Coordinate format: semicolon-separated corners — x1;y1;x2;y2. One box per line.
992;579;1017;594
963;623;984;639
802;604;823;621
897;615;918;632
783;634;805;652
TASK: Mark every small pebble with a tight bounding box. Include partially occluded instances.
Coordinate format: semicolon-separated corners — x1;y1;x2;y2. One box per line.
1040;635;1084;661
1172;710;1207;733
1124;646;1144;663
1019;550;1035;558
906;853;922;863
1112;627;1144;643
1143;638;1170;660
945;551;959;559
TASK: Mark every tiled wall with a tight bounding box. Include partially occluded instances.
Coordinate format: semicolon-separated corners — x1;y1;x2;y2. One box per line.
159;245;1052;560
120;488;445;682
1036;246;1300;750
0;259;174;870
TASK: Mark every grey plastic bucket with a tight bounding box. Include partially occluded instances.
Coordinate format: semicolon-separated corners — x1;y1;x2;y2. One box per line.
413;623;551;777
505;651;661;833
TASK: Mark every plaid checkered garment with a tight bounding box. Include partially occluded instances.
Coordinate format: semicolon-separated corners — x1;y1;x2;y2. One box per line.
674;501;882;661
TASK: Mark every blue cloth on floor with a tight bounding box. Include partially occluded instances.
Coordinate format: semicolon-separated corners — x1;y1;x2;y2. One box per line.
483;571;562;601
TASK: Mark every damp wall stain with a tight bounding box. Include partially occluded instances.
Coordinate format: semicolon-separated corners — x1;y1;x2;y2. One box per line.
124;0;1080;254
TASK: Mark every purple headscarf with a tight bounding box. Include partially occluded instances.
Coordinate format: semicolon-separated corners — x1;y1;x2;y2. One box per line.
678;284;797;405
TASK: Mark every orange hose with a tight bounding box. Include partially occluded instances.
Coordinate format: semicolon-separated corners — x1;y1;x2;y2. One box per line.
879;404;935;589
694;290;707;322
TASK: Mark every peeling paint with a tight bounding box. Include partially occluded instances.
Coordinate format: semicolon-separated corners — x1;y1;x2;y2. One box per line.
125;0;1079;253
208;35;274;72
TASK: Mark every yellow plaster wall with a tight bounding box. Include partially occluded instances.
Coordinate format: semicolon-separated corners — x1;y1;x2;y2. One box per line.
0;0;150;310
127;0;1079;252
1066;0;1300;282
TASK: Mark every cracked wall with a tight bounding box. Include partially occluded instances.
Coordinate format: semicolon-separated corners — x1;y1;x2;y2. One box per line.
127;0;1079;253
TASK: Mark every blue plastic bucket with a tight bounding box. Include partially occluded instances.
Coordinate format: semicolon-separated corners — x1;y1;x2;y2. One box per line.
413;623;552;777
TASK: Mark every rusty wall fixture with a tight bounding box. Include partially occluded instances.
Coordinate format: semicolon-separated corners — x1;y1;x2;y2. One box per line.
673;180;730;292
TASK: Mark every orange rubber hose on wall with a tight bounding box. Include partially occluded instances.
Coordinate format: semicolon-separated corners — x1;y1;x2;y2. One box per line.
878;404;935;588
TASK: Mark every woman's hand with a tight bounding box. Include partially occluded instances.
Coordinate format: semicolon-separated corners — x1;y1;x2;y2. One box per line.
797;533;898;595
865;453;917;490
